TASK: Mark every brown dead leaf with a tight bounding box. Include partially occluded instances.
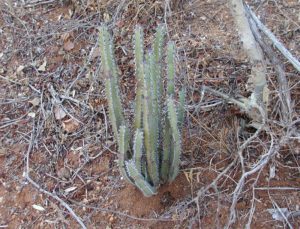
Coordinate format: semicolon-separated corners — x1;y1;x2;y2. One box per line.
0;148;7;156
54;106;66;120
37;58;47;72
62;118;80;133
16;65;25;75
103;12;110;22
29;97;40;107
64;40;75;51
236;200;247;210
64;186;77;193
32;204;46;211
28;112;36;118
68;9;74;18
61;33;71;41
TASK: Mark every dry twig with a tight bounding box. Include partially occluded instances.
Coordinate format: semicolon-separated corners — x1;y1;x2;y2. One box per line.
245;4;300;72
24;123;87;229
245;5;300;72
229;0;268;117
246;9;293;124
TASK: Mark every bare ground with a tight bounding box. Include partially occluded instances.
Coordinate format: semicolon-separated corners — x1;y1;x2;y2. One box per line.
0;0;299;228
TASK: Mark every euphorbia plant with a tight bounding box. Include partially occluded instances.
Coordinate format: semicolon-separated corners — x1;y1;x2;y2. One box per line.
99;25;185;197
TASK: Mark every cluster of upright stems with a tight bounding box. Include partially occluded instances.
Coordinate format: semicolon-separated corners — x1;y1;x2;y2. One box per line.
99;25;185;197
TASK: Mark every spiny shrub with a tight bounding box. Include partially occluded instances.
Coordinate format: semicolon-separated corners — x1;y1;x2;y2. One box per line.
99;25;185;197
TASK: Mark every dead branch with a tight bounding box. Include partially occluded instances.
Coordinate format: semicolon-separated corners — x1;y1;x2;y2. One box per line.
245;4;300;72
24;123;87;229
225;133;277;228
289;211;300;219
246;8;293;124
202;86;248;111
23;0;57;8
270;198;293;229
192;157;238;205
229;0;268;114
48;83;83;124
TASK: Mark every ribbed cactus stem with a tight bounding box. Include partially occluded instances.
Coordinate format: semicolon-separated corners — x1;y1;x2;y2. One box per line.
133;26;144;129
161;41;177;182
161;118;172;183
99;26;120;94
133;129;144;174
118;126;134;184
99;25;184;197
167;98;181;182
99;26;124;138
125;160;157;197
153;25;166;86
178;88;186;130
148;53;159;150
153;25;166;130
143;54;160;186
167;41;176;96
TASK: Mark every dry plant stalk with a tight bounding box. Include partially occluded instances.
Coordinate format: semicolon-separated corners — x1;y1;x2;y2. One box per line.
246;8;292;124
245;4;300;72
229;0;268;121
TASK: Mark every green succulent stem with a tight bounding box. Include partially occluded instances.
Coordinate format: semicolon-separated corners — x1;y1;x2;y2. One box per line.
98;25;184;197
133;129;144;174
167;41;176;96
133;26;144;130
125;160;157;197
118;125;134;184
153;25;166;99
143;53;160;186
99;26;124;139
167;98;181;181
178;88;186;130
161;118;172;183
